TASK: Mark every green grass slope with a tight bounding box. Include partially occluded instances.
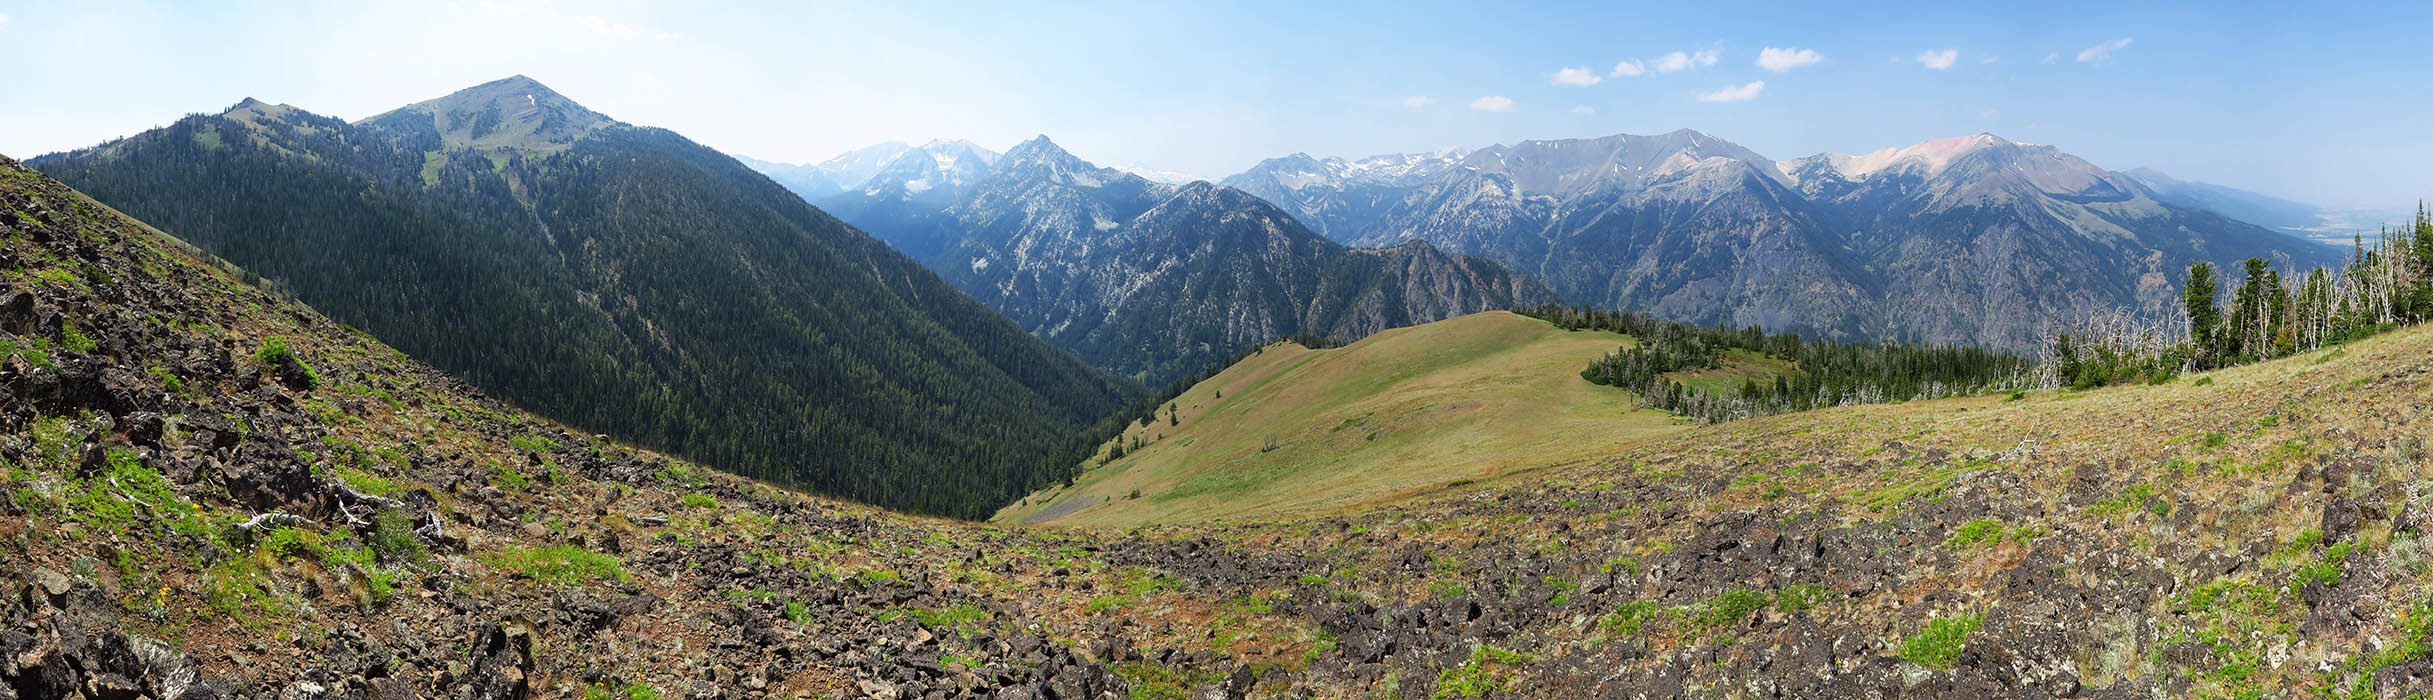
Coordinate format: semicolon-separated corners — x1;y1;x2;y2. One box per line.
993;311;1689;527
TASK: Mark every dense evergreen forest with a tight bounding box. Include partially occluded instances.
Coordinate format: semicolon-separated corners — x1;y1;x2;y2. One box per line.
31;85;1136;518
1518;304;2036;422
2050;206;2433;387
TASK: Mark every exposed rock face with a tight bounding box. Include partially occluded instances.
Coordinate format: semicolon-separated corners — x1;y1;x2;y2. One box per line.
820;136;1556;382
1225;130;2343;350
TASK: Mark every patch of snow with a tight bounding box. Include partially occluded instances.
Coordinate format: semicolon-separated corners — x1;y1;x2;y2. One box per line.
526;94;536;107
1827;133;2010;179
970;257;990;272
904;178;933;194
1092;215;1120;231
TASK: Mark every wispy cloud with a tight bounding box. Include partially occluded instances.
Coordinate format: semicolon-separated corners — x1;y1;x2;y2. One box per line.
1980;108;2000;119
1654;49;1720;73
1694;81;1765;102
1469;96;1514;112
1552;66;1603;86
1571;106;1596;114
2042;52;2059;64
1402;96;1435;108
1981;56;2000;64
1610;60;1646;77
1916;49;1958;70
1756;47;1823;72
2077;37;2133;62
0;13;11;25
580;15;640;40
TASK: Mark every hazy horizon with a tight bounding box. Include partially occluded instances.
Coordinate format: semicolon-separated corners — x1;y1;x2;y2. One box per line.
3;1;2428;210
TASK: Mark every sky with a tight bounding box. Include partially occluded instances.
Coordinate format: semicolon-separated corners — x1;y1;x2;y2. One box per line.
1;1;2428;209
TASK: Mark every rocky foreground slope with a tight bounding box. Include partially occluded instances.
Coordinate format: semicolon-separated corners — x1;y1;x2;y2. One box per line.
5;152;2433;699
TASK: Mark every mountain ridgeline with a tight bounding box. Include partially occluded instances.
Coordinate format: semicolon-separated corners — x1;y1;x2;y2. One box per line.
29;77;1133;518
755;137;1556;383
1223;131;2344;353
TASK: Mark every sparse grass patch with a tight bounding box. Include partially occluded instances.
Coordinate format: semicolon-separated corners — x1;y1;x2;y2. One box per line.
1433;646;1532;699
481;545;627;586
1600;600;1661;639
879;602;990;636
1689;589;1769;637
2090;483;2169;521
508;434;559;453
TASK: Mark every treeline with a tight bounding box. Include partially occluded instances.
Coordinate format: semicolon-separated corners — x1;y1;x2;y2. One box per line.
1518;304;2035;423
2050;206;2433;387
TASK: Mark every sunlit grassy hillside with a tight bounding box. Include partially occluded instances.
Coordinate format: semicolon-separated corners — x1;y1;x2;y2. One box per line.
993;311;1690;527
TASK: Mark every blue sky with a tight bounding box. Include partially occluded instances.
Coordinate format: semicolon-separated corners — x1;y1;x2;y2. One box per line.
1;1;2427;208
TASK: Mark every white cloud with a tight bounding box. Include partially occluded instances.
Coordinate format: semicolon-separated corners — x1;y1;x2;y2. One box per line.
1402;96;1434;108
1552;66;1603;86
1980;108;1999;119
2077;37;2133;62
1916;49;1958;70
1610;60;1646;77
1571;106;1596;114
2042;52;2059;64
1756;47;1822;72
0;13;11;25
1469;96;1514;112
1654;49;1719;73
580;15;639;40
1694;81;1765;102
1981;56;2000;64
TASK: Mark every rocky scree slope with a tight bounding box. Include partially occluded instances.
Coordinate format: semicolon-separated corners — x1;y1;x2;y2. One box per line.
1094;319;2433;698
29;77;1131;518
0;157;1338;699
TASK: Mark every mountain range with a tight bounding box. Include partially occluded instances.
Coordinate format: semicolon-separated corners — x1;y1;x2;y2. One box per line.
29;76;1131;518
1222;130;2344;350
770;136;1555;382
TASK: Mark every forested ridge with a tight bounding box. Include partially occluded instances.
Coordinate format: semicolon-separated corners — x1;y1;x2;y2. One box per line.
1518;304;2035;422
30;81;1137;518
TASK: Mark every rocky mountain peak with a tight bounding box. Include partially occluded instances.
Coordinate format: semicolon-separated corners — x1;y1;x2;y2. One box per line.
361;75;614;152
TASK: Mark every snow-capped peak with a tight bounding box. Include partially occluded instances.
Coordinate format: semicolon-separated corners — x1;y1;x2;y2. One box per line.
1823;133;2013;179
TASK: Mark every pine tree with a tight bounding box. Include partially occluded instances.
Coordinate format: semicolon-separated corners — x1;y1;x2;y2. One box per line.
2182;262;2220;366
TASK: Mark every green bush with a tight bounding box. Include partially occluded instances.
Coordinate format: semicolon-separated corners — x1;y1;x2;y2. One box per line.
255;336;319;388
1899;614;1982;669
367;508;427;565
1944;518;2007;550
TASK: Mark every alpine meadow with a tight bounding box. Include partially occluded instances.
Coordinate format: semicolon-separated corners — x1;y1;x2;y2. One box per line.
3;3;2431;699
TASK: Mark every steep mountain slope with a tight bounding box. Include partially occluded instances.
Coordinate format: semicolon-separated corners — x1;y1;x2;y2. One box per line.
823;136;1557;383
2123;166;2333;233
1778;133;2346;345
737;141;914;199
993;311;1685;528
1227;130;2341;350
29;77;1131;518
0;156;1312;698
803;139;1004;261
